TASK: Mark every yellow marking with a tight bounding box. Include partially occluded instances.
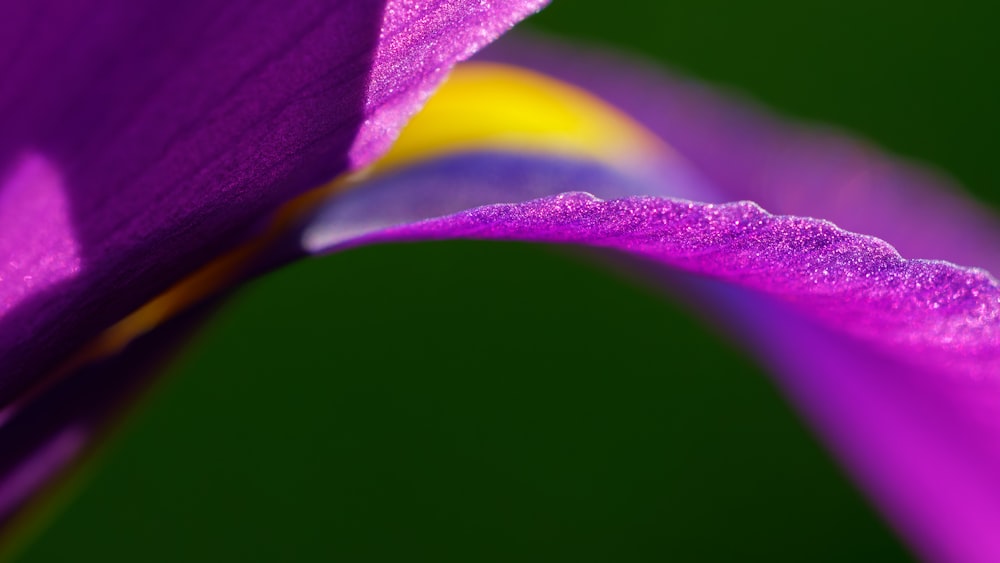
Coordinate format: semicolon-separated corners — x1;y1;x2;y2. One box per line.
371;62;670;175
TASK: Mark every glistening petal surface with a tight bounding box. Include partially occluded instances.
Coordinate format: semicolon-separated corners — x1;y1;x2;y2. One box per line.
299;151;1000;563
310;188;1000;377
0;0;545;397
479;36;1000;276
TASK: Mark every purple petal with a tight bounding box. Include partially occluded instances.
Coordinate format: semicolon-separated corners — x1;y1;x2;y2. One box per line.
0;155;79;316
0;0;545;395
309;183;999;378
478;35;1000;276
298;151;1000;562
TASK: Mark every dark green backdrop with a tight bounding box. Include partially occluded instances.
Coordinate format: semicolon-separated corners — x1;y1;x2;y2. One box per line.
18;2;1000;561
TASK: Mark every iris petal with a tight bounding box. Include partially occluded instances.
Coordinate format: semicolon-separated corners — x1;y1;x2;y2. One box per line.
0;0;546;541
479;35;1000;275
0;154;79;315
306;183;1000;378
0;0;545;396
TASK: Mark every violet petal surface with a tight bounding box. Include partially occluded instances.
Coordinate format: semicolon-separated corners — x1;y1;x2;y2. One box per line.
0;0;545;397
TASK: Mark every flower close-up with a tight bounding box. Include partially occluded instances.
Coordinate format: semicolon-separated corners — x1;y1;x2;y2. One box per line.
1;1;999;561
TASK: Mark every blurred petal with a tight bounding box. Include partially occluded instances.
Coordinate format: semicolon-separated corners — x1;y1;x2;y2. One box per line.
706;278;1000;563
0;0;545;396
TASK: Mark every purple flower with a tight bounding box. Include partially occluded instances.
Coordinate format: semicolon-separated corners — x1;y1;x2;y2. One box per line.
1;2;998;561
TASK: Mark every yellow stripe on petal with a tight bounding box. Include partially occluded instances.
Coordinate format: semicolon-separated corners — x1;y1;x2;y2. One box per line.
366;62;673;177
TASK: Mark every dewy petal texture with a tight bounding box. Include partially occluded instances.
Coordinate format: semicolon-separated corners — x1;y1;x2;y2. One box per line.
480;36;1000;276
312;190;1000;378
0;0;544;396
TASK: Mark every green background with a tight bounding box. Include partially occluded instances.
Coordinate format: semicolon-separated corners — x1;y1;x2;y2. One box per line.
19;1;1000;561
